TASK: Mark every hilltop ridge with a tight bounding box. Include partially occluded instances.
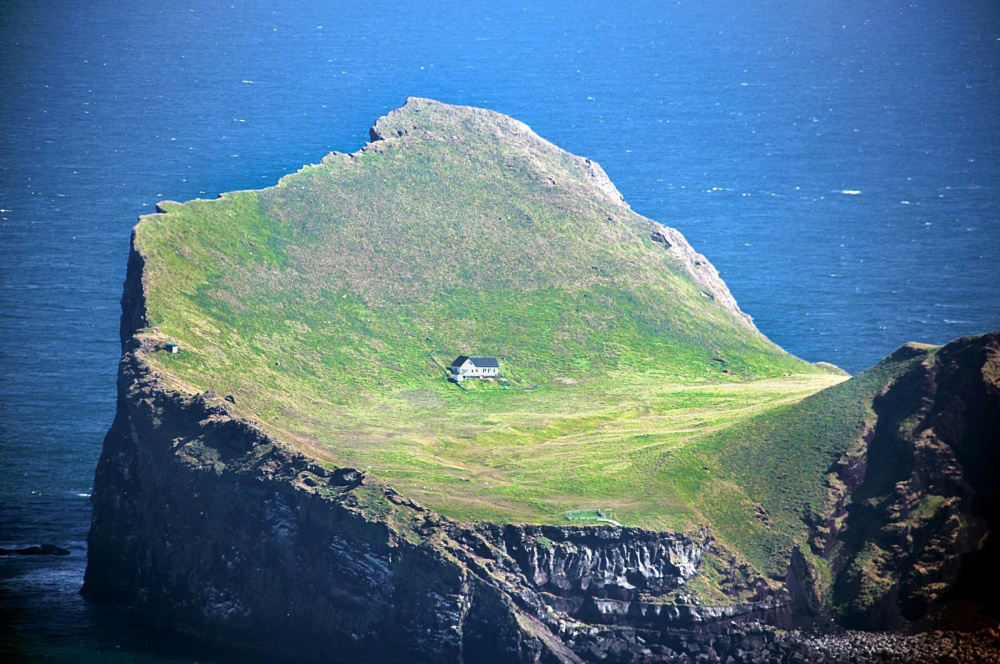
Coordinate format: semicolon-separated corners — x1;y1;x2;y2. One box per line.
369;97;758;330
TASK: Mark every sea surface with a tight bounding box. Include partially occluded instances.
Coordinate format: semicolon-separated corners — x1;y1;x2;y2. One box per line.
1;1;998;660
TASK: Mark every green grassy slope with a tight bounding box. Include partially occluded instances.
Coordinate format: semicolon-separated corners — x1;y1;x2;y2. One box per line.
704;344;934;578
133;98;846;555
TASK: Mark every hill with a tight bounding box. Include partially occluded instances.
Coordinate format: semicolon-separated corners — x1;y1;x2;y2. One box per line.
699;333;999;626
132;98;843;533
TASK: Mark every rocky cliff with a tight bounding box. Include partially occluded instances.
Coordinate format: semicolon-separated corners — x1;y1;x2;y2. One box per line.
813;335;1000;629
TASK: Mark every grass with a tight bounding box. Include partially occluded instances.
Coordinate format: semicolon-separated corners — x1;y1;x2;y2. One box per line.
705;345;931;577
132;98;854;581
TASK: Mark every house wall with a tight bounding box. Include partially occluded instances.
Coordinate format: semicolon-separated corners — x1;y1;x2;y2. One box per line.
451;361;499;379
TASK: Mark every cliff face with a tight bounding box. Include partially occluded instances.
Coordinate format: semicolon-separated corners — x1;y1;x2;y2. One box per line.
87;332;563;662
811;335;1000;629
86;244;1000;663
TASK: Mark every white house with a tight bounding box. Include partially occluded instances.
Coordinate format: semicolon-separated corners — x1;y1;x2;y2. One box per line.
448;356;499;381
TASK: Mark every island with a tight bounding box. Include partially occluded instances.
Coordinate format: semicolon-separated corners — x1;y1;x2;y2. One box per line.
84;98;1000;663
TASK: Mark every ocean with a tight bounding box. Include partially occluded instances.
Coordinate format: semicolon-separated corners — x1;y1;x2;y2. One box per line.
1;1;998;660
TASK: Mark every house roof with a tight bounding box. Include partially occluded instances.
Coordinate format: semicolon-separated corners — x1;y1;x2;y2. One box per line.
450;355;499;368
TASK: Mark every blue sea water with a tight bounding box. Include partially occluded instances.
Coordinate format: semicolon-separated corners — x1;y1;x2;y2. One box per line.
1;1;997;660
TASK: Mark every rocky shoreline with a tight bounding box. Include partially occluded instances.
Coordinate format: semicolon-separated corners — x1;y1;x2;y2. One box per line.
568;622;1000;663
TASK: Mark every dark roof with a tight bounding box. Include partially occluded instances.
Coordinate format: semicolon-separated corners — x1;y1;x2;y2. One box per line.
449;355;499;368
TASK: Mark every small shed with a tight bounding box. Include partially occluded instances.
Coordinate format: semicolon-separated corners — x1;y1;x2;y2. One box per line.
448;355;499;381
165;343;180;354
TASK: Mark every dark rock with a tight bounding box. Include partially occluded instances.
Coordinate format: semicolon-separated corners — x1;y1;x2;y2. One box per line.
816;334;1000;629
0;543;70;556
650;229;673;247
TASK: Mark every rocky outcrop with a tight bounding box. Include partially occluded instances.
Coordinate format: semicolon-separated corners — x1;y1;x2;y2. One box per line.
810;335;1000;629
481;525;786;630
498;525;703;597
0;544;70;556
648;222;759;333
